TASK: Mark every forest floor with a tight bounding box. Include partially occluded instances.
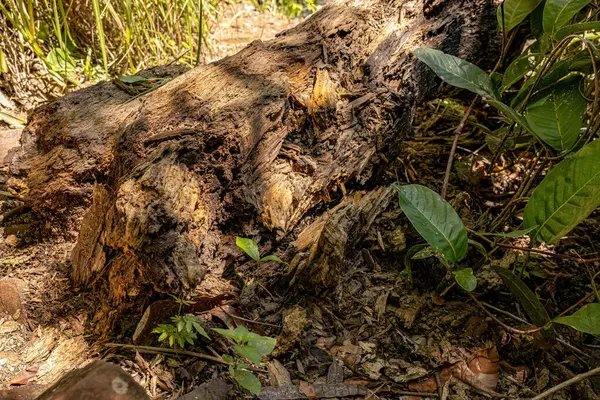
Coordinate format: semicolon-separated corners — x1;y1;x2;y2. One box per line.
1;5;600;400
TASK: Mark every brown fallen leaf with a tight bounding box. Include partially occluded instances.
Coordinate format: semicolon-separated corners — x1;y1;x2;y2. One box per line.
299;381;317;399
452;347;500;392
10;364;39;386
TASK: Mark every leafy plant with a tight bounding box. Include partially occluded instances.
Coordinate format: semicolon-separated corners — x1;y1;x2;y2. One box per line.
405;0;600;338
236;237;287;266
392;184;468;263
524;139;600;244
213;326;276;395
152;294;209;349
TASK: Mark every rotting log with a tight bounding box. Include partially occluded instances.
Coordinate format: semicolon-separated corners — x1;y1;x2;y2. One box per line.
8;0;501;327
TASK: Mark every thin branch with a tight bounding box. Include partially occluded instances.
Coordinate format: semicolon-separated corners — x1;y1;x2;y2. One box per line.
105;343;266;373
218;306;281;328
105;343;226;365
469;229;600;263
529;367;600;400
441;98;477;200
467;292;545;335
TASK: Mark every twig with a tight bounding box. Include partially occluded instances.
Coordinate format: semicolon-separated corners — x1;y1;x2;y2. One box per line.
105;343;226;364
105;343;265;373
469;229;600;263
219;306;281;328
441;98;477;200
467;292;545;335
528;367;600;400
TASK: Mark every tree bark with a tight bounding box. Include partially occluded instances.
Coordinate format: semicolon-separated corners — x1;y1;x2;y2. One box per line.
9;0;500;325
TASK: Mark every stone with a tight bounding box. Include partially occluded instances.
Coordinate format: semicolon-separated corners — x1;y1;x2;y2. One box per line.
36;360;149;400
179;378;230;400
0;278;26;322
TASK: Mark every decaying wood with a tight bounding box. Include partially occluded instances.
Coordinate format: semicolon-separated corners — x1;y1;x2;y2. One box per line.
9;0;500;325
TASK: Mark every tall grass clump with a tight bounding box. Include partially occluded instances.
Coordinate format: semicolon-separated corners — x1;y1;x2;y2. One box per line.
0;0;220;85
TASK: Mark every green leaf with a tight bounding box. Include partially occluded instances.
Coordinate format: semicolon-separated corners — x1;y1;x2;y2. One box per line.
230;366;261;395
248;336;277;357
493;267;553;333
192;321;210;340
502;53;543;91
498;0;545;33
259;255;286;264
236;237;261;261
393;184;468;263
234;345;264;365
524;139;600;244
486;98;536;137
543;0;591;37
222;354;234;363
474;226;538;238
453;268;477;292
412;48;499;99
555;21;600;40
158;332;168;342
411;246;438;260
46;48;76;74
213;325;258;343
554;303;600;334
118;75;148;84
525;77;585;151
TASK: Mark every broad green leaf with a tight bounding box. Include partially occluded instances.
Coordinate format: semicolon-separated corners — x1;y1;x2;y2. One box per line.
543;0;591;37
498;0;545;32
453;268;477;292
248;336;277;357
392;184;468;263
525;77;585;151
118;75;148;84
474;226;538;238
555;21;600;40
554;303;600;334
236;237;261;261
234;345;263;365
502;53;543;91
230;366;261;395
493;267;554;336
524;139;600;244
260;255;286;264
412;48;499;99
213;327;246;343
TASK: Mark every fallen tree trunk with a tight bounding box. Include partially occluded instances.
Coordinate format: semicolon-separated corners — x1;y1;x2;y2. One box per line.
10;0;501;326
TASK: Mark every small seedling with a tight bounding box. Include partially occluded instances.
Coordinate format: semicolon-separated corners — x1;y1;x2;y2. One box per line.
236;237;287;266
213;325;277;395
152;294;209;349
